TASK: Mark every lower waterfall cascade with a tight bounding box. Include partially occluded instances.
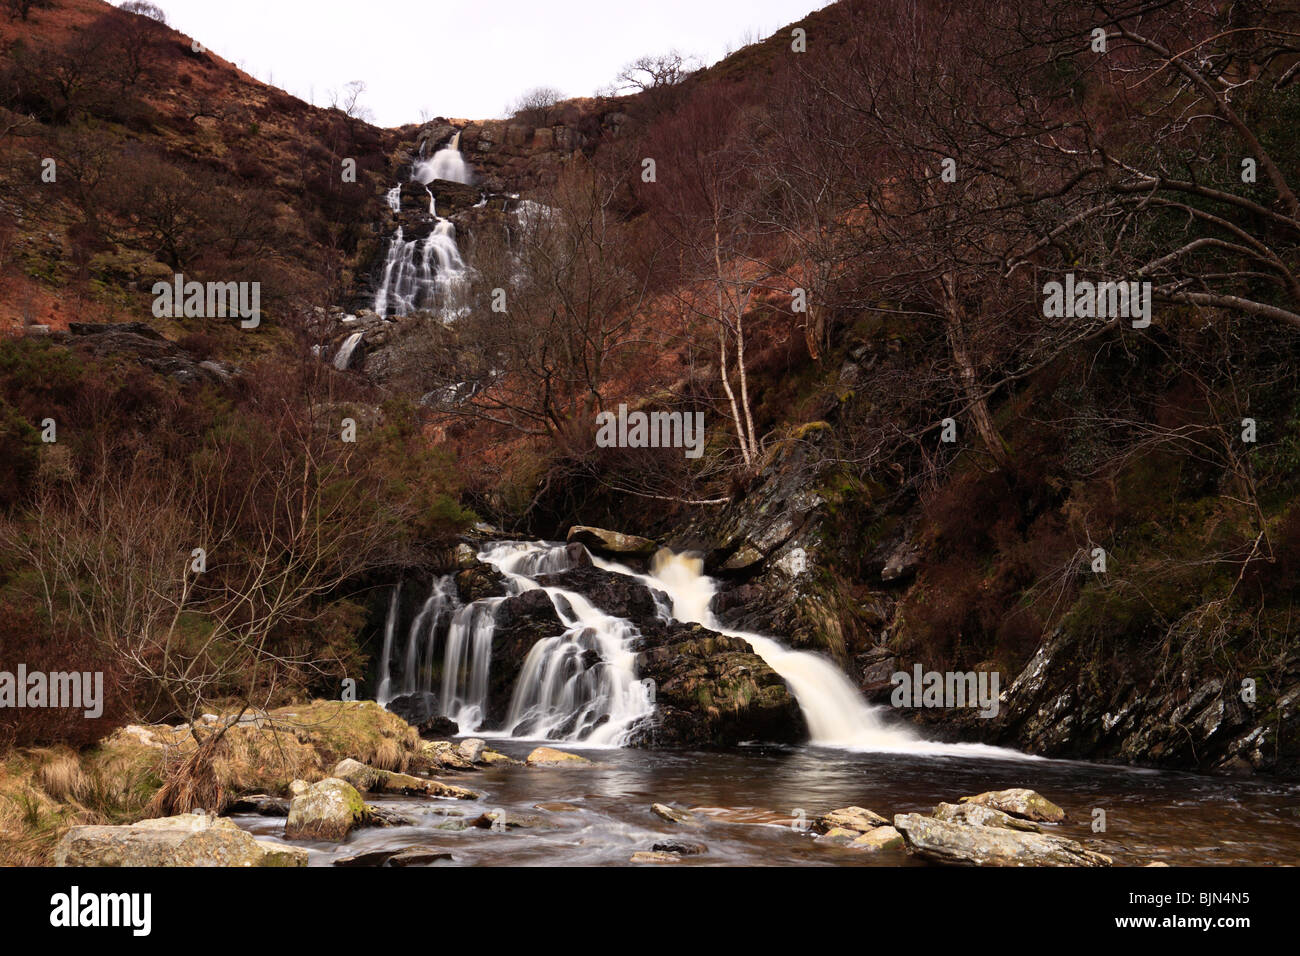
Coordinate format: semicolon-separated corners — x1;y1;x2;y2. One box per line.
375;540;1034;757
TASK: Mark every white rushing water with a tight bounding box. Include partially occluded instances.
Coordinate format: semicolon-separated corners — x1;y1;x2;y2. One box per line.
375;541;654;747
332;331;364;370
595;549;1035;758
412;131;472;186
375;539;1033;758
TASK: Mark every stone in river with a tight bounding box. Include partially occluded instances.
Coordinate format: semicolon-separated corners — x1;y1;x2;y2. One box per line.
525;746;591;767
958;788;1066;823
819;806;889;833
631;850;683;864
651;803;698;825
894;813;1110;866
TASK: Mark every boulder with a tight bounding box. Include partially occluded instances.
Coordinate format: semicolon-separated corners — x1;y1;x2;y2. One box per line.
894;813;1111;866
566;526;658;557
386;693;461;739
819;806;889;833
816;826;861;846
959;789;1067;823
224;794;289;817
525;746;591;767
284;777;369;841
458;738;486;763
630;621;807;747
55;813;307;867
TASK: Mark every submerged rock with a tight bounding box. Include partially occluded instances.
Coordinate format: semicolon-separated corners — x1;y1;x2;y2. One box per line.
56;813;307;867
653;840;708;855
525;746;591;767
284;777;369;841
959;789;1066;823
651;803;698;825
894;813;1110;866
631;850;683;864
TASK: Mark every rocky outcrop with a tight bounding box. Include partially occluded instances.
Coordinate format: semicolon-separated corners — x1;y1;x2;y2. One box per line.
55;813;307;867
64;322;240;387
630;620;806;747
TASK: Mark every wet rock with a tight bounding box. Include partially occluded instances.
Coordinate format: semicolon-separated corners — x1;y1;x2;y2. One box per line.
534;802;583;812
335;846;454;866
480;749;522;766
56;813;307;867
567;525;658;557
387;693;461;739
331;758;480;799
366;806;421;827
525;746;591;767
819;806;889;833
389;847;454;866
629;621;807;747
651;803;697;825
933;801;1042;832
458;738;486;763
419;739;475;771
469;810;556;830
816;826;861;845
284;777;369;841
652;840;708;856
959;789;1066;823
455;562;508;602
894;813;1110;867
534;565;665;621
852;825;904;851
224;794;289;817
631;850;682;864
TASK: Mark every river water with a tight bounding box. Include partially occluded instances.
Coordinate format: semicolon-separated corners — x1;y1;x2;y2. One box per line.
234;741;1300;866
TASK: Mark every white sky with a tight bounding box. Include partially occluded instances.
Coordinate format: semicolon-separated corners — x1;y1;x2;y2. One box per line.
145;0;830;127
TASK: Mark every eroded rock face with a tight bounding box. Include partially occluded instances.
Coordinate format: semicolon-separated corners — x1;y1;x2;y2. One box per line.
284;777;368;841
55;814;307;867
894;813;1111;867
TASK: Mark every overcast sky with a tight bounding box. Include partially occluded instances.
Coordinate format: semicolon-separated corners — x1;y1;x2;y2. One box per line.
145;0;829;127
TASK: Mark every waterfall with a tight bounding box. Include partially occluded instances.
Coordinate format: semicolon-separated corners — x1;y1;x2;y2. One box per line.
371;217;469;319
412;131;472;185
385;185;401;213
332;331;364;370
375;585;399;705
377;542;654;745
376;539;1027;757
595;549;1032;757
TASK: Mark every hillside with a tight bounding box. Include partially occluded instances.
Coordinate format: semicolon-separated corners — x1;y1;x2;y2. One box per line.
0;0;1298;871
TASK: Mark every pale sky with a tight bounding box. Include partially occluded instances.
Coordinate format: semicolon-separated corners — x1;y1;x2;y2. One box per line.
143;0;830;127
